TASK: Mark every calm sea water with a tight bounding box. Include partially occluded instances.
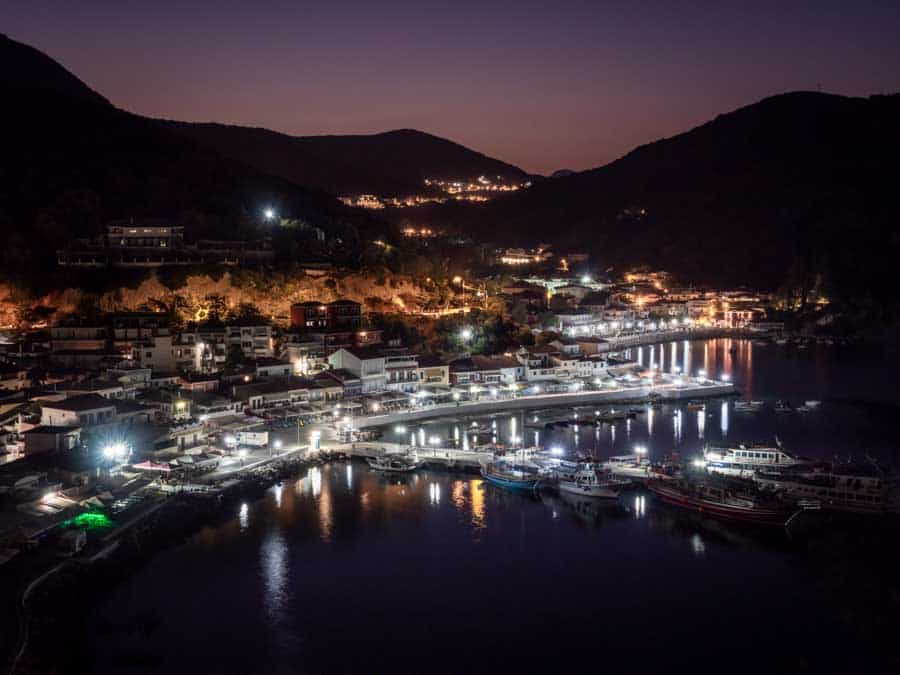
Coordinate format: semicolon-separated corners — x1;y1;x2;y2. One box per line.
82;339;900;674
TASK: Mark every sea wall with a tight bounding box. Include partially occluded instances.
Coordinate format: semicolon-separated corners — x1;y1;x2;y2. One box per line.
354;383;735;429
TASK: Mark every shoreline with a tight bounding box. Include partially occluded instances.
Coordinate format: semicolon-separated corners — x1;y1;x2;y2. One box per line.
4;380;734;672
355;382;735;429
3;450;332;674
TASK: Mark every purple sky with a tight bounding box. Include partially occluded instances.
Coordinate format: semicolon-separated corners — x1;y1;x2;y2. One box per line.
4;1;900;173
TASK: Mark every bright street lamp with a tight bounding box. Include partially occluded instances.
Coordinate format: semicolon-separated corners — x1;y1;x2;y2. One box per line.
102;442;127;460
263;207;276;221
460;327;473;341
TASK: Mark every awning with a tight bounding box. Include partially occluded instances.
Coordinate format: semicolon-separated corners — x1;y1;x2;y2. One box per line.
131;461;173;472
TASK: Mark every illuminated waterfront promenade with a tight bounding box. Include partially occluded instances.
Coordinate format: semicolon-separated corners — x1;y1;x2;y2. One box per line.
353;380;735;430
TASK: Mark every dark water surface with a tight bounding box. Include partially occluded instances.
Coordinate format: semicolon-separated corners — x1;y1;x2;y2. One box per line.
85;340;900;674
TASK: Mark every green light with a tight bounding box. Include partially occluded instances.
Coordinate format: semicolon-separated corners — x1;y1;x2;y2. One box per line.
62;510;113;531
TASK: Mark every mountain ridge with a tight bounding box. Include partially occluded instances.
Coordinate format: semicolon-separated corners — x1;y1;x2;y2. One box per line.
161;121;531;197
421;89;900;308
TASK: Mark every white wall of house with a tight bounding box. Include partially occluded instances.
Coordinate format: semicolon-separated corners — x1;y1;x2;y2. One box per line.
41;405;116;427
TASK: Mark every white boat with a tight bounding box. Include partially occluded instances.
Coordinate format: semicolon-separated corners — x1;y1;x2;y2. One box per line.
797;400;822;412
774;400;793;413
558;463;627;498
601;454;652;480
699;443;809;479
734;400;765;412
754;464;899;515
366;452;421;473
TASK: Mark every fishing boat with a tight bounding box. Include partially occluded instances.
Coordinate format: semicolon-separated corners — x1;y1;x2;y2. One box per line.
602;454;652;480
366;452;421;473
733;400;765;413
700;442;809;478
481;461;541;490
648;478;801;526
754;463;899;515
558;463;628;498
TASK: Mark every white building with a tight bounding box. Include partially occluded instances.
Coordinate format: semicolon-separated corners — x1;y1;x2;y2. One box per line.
40;394;117;428
328;347;387;393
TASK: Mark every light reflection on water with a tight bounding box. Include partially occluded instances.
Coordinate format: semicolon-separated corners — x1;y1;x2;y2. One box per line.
81;338;900;675
238;502;249;531
260;528;288;620
381;338;894;465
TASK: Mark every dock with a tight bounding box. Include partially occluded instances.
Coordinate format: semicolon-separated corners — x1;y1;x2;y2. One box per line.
354;382;734;430
338;442;491;471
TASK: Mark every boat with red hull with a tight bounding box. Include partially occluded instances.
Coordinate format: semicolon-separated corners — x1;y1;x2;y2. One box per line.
648;479;801;526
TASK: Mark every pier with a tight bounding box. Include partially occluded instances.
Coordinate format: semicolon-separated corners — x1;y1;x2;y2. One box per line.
353;381;735;429
603;327;757;350
339;442;491;471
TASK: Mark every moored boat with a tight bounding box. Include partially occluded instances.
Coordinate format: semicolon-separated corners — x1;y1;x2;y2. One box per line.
481;461;541;490
699;442;809;478
733;399;765;412
648;478;801;526
754;463;899;515
602;454;652;480
557;463;628;498
367;452;421;473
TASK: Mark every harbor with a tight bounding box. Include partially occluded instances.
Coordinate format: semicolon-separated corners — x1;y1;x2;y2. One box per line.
5;337;900;675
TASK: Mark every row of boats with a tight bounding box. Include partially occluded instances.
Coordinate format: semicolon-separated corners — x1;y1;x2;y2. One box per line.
368;439;899;527
733;399;821;413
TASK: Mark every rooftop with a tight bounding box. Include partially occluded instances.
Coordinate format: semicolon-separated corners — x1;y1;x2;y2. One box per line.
42;393;115;412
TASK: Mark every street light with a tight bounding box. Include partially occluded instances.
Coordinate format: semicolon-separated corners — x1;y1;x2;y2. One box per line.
460;327;473;341
102;442;126;460
263;207;276;221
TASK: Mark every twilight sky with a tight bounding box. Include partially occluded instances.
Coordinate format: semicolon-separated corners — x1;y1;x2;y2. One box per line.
3;0;900;174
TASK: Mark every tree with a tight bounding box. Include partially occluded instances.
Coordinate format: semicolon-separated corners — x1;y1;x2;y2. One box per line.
549;294;574;312
539;311;558;330
509;300;529;325
225;343;247;369
231;302;264;322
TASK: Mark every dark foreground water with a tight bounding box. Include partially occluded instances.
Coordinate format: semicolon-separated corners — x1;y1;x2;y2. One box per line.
84;340;900;674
